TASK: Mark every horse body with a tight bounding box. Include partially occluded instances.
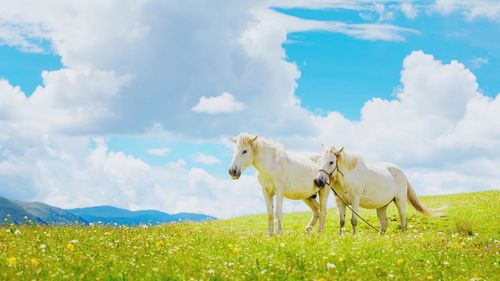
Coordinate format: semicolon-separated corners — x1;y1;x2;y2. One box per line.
315;146;443;235
229;134;330;235
337;161;400;209
254;149;320;200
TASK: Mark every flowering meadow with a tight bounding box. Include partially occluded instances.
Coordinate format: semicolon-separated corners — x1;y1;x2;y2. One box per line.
1;190;499;280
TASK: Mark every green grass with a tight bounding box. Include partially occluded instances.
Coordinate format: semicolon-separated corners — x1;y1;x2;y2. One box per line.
1;190;499;280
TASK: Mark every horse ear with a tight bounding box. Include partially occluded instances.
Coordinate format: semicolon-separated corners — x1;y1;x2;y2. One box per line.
335;146;344;156
228;137;237;143
250;135;258;144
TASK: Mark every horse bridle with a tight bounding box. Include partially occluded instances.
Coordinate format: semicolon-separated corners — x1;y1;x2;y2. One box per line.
318;160;344;186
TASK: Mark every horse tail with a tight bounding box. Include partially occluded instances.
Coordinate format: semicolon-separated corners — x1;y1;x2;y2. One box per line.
407;181;445;217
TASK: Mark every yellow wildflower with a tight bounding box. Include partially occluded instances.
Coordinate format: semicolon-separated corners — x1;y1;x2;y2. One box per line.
396;258;404;266
30;257;39;267
427;276;433;280
338;256;345;263
233;247;240;254
7;257;16;267
67;243;75;252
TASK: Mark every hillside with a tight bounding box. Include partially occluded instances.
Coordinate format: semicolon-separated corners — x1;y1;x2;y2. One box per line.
69;205;216;225
0;197;87;225
1;190;499;280
0;197;215;226
0;197;45;225
13;201;87;225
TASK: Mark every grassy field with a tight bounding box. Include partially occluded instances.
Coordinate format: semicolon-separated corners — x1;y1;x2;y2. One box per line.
1;190;499;280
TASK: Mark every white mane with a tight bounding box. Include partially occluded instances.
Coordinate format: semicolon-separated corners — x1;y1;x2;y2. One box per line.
236;133;286;151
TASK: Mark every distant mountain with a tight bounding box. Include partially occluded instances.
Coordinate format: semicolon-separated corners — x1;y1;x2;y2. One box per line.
0;197;84;225
0;197;216;226
171;212;217;222
69;205;216;226
13;200;87;225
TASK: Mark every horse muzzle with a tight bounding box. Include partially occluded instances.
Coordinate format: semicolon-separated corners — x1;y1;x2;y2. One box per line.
314;177;326;189
228;167;241;180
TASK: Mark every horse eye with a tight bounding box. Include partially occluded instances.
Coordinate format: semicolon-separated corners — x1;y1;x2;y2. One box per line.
242;150;247;155
329;161;334;165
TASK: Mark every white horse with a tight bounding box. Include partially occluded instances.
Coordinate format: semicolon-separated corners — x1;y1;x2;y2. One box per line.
314;145;443;235
228;134;330;235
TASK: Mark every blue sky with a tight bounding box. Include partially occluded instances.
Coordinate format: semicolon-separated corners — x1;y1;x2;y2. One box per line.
0;45;62;95
278;7;499;119
0;1;499;217
2;5;497;168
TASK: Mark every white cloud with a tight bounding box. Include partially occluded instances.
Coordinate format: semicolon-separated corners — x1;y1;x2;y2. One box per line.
0;1;418;139
373;2;395;21
191;92;245;114
434;0;500;22
0;68;130;134
468;57;489;69
193;153;221;165
400;1;418;19
0;134;311;218
258;8;417;42
0;1;498;219
0;22;51;53
294;51;500;195
270;0;368;10
146;148;169;157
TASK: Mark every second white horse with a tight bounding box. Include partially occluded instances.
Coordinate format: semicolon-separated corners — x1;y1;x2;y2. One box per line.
314;145;443;235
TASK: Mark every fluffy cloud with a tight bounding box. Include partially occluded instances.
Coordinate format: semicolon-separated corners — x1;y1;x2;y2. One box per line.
299;51;500;195
0;135;313;218
434;0;500;22
0;21;50;53
0;1;498;219
193;153;221;165
468;57;489;69
0;68;130;134
192;92;245;114
146;148;169;157
0;1;417;138
400;1;418;19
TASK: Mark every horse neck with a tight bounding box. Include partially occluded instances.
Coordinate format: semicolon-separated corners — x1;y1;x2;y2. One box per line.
337;151;358;176
252;140;282;175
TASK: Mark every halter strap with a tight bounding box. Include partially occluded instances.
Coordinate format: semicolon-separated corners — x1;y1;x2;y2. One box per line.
319;161;344;186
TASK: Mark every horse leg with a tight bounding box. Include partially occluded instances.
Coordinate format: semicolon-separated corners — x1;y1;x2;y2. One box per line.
351;195;360;236
275;187;284;235
394;196;407;236
303;197;319;233
336;196;346;235
262;188;275;236
317;187;330;234
376;205;389;235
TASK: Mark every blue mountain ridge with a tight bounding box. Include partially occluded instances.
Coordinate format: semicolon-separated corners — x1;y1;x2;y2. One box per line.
69;205;216;225
0;197;216;226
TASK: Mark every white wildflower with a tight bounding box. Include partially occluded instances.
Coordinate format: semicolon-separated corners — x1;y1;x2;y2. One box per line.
327;262;336;269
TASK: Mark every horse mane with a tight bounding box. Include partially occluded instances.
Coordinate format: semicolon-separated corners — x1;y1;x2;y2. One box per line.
237;133;286;151
237;133;288;162
327;145;361;170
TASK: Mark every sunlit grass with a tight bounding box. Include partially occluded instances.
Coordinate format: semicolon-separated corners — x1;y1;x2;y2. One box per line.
1;190;499;280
